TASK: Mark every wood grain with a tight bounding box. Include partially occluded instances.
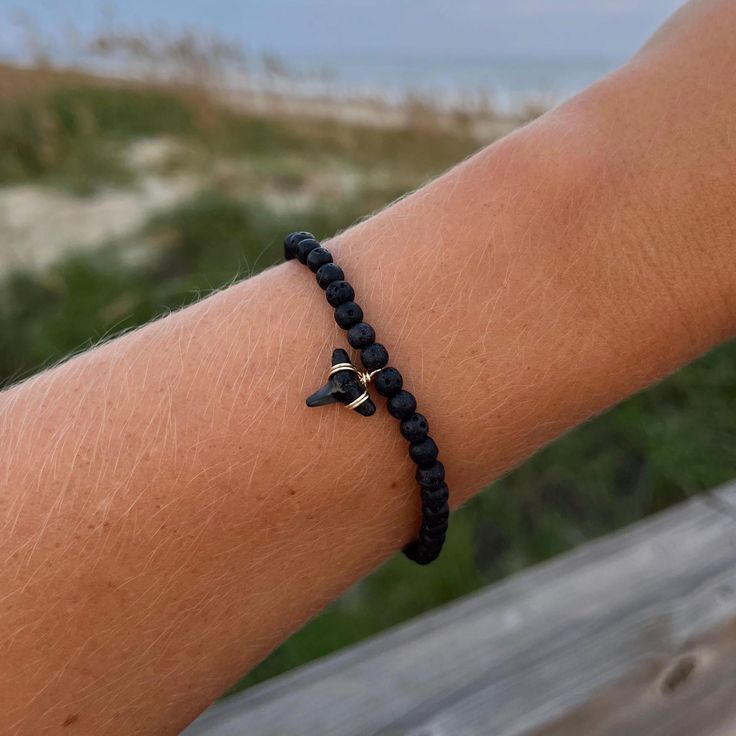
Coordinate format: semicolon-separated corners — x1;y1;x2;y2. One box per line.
184;483;736;736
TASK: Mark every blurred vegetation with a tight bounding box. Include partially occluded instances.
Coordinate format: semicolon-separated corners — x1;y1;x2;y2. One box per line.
0;66;734;699
0;70;481;196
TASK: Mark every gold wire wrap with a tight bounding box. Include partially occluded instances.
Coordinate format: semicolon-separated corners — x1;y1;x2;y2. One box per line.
328;361;381;408
345;390;371;410
328;362;357;377
360;368;381;387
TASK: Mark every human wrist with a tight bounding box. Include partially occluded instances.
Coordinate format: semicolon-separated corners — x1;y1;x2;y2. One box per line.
554;62;736;348
319;93;732;513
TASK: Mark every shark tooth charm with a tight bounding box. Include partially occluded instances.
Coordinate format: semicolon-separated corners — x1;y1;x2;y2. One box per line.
306;348;378;416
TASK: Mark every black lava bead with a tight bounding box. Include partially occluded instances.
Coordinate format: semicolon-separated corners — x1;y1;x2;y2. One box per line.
400;413;429;442
387;390;417;419
409;437;439;468
374;367;402;397
423;502;449;526
416;461;445;490
421;482;449;509
361;343;389;371
424;499;450;520
296;238;321;264
326;280;355;307
347;322;375;350
316;263;344;290
404;538;440;565
334;301;364;329
307;247;333;273
420;524;447;543
284;231;314;260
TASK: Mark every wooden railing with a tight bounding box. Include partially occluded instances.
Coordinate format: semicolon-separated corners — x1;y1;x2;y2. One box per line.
184;481;736;736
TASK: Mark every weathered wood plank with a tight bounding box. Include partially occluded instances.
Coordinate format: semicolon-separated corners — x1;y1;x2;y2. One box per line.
183;483;736;736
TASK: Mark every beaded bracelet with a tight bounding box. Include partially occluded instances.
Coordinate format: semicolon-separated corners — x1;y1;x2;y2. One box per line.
284;231;450;565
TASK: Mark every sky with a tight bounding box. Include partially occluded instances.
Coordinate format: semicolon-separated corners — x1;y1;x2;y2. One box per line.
1;0;686;62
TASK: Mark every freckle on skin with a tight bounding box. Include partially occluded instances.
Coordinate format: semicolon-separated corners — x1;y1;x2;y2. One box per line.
62;713;79;727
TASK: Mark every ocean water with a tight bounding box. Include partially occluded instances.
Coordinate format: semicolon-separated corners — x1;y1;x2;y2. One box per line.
285;52;621;111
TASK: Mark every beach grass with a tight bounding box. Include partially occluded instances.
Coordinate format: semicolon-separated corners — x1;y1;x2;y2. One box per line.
0;65;483;196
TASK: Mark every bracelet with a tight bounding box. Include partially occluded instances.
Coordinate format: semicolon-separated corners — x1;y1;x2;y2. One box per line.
284;231;450;565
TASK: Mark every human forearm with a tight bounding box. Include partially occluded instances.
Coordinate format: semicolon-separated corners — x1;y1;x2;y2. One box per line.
2;2;736;732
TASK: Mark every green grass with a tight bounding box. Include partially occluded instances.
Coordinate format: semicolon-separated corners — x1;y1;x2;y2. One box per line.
0;86;198;193
0;74;734;699
0;83;479;195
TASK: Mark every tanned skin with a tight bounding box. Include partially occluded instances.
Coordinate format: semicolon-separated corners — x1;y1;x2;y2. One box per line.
1;0;735;732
